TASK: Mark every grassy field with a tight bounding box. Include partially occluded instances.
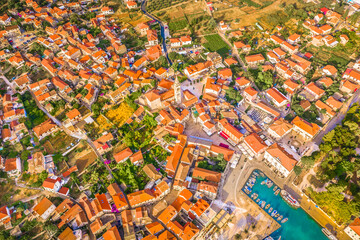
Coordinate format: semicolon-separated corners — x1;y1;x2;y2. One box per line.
168;18;189;32
46;131;77;154
152;1;216;36
203;34;231;57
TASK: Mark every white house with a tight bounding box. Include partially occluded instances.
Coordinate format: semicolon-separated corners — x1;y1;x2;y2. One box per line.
33;197;56;220
264;143;297;177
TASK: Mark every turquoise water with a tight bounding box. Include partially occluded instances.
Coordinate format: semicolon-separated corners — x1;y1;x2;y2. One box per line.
243;170;328;240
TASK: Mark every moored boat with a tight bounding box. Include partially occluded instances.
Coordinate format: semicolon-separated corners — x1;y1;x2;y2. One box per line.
271;210;277;217
281;190;300;208
273;185;278;191
281;218;288;223
261;201;266;208
277;215;283;221
256;198;260;203
265;204;270;210
268;207;273;213
275;213;280;218
275;189;280;196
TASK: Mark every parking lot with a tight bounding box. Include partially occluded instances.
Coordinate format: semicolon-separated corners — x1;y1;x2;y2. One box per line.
9;33;37;50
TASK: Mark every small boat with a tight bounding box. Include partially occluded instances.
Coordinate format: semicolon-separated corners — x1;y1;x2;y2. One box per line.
265;204;270;209
277;215;283;221
268;207;273;213
273;186;278;191
275;189;280;196
254;171;259;176
261;201;266;208
252;193;258;199
251;193;255;198
258;200;262;206
256;198;260;203
244;188;250;194
245;186;252;193
267;180;273;188
259;172;265;177
264;237;274;240
261;180;266;185
281;218;288;223
271;210;277;217
275;213;280;218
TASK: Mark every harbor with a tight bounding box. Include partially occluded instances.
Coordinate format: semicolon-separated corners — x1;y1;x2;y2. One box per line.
242;170;329;240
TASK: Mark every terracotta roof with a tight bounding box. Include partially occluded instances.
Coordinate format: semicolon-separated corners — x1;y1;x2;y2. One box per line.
114;147;133;163
192;167;221;183
58;227;76;240
244;133;268;154
4;158;18;172
42;177;59;189
146;221;164;235
190;199;209;217
266;143;297;171
349;218;360;236
245;53;265;63
158;205;177;225
291;116;320;137
103;226;121;240
269;118;292;137
66;109;81;120
33;119;57;138
127;189;155;207
33;197;54;216
266;88;288;105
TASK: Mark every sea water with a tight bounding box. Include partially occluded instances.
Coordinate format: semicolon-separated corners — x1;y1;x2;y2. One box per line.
244;170;328;240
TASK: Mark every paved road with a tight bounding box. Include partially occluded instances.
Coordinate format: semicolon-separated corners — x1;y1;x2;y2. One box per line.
141;0;172;65
314;89;360;145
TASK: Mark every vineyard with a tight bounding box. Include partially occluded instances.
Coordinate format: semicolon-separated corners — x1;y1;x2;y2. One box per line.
96;114;113;132
105;103;134;127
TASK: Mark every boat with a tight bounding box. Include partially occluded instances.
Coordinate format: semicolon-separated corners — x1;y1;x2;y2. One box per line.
265;204;270;209
268;207;273;213
264;237;274;240
322;228;338;240
267;180;273;188
275;189;280;196
258;200;262;206
251;193;255;198
261;201;266;208
256;198;260;203
245;186;252;193
259;172;265;177
271;210;277;217
281;190;300;208
254;171;259;176
277;215;283;221
252;193;258;200
244;188;250;194
273;185;278;191
275;213;280;218
281;218;288;223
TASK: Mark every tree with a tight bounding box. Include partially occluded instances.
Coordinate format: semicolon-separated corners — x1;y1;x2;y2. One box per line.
254;71;273;90
294;165;302;176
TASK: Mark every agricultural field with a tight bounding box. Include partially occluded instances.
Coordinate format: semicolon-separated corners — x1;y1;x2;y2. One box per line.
152;1;216;36
96;114;114;132
105;103;134;128
147;0;188;12
211;0;301;29
66;142;97;174
202;34;231;57
42;131;77;154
